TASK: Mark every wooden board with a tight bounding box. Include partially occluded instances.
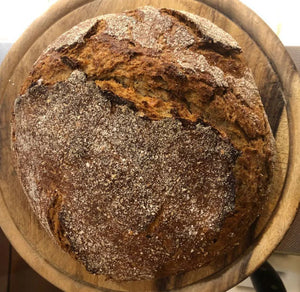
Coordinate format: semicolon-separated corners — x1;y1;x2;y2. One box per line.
8;246;62;292
0;230;62;292
0;0;299;291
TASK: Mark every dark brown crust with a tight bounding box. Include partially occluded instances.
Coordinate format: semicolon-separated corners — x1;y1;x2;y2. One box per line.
12;6;275;281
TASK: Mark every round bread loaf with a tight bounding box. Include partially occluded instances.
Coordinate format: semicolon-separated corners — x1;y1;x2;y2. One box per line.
12;6;275;281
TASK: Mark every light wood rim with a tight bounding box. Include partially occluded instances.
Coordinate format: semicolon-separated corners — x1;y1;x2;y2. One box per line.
0;0;299;291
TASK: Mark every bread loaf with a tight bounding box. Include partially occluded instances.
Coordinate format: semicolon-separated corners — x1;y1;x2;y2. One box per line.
11;6;275;280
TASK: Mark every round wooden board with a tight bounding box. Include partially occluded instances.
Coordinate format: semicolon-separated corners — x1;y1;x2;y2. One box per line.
0;0;299;291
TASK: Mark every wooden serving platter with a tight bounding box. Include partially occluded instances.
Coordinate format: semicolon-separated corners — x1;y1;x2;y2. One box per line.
0;0;299;291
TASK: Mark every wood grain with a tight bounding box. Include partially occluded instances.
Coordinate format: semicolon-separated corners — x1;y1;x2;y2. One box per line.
0;0;299;291
8;246;61;292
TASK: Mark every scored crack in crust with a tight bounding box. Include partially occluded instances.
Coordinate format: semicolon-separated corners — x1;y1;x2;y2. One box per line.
12;6;275;280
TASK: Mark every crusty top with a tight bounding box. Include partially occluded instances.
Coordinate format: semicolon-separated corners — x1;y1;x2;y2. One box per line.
12;6;275;280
